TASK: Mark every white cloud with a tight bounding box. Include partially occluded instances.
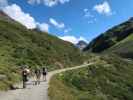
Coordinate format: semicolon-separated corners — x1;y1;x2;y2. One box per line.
83;8;97;24
84;8;88;12
88;20;94;24
87;18;97;24
0;0;8;9
83;8;94;18
3;4;36;29
28;0;41;4
2;4;50;32
59;36;78;44
79;36;88;43
37;23;49;32
93;1;112;16
28;0;70;7
49;18;65;29
59;35;88;44
64;28;71;33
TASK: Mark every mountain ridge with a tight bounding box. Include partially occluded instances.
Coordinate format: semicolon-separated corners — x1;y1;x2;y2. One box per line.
84;17;133;54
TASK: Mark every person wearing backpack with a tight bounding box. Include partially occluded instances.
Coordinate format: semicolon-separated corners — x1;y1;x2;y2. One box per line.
34;68;41;85
22;67;28;88
42;67;47;81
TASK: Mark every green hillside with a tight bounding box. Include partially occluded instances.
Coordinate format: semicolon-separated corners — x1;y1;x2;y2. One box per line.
105;34;133;59
84;18;133;53
49;18;133;100
0;14;84;90
49;54;133;100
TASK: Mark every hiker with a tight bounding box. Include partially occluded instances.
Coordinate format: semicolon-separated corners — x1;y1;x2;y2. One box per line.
34;68;41;85
42;67;47;81
22;67;29;88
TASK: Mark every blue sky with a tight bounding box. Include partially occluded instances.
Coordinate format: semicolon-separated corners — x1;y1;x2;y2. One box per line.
1;0;133;44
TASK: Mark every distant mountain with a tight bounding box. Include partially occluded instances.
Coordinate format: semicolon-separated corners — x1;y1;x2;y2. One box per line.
129;17;133;22
76;40;87;50
84;17;133;53
0;11;84;90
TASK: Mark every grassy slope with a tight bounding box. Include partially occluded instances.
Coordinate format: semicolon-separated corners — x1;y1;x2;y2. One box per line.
49;55;133;100
49;17;133;100
105;34;133;59
0;17;84;90
48;18;133;100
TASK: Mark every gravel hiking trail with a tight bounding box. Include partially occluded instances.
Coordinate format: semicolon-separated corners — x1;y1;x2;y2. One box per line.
0;63;93;100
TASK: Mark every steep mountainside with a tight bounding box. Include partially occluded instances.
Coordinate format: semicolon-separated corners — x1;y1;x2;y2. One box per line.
0;12;84;90
84;18;133;53
105;34;133;59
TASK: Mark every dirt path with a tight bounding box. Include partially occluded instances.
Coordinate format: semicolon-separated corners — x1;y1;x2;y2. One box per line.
0;63;93;100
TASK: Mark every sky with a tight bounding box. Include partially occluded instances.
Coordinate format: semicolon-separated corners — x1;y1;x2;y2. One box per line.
0;0;133;44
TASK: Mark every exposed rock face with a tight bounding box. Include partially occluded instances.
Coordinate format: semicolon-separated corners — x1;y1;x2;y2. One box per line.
0;11;14;22
76;40;87;50
129;17;133;22
0;11;7;17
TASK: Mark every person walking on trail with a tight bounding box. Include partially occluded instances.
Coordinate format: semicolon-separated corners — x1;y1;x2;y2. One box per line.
34;68;41;85
42;67;47;81
22;67;29;88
